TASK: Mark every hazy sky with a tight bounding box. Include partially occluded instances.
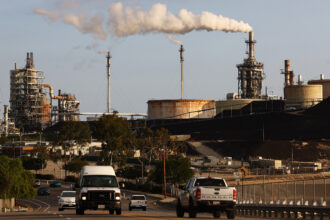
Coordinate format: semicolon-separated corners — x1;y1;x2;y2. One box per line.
1;0;330;117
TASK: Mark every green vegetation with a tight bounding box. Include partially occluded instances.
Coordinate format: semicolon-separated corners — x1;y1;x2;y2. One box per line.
95;114;134;167
0;155;35;199
149;156;194;185
64;158;89;174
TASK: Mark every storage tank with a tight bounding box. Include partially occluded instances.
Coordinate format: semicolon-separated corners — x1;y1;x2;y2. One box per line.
284;85;323;109
308;79;330;99
147;99;215;120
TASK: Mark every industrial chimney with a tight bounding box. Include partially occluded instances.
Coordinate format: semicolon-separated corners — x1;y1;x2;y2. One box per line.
106;51;111;113
179;45;184;99
247;31;256;59
283;60;294;86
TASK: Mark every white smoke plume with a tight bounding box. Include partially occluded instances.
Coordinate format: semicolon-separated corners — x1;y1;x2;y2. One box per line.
108;2;252;37
97;50;109;55
34;8;107;40
34;2;252;41
167;34;182;45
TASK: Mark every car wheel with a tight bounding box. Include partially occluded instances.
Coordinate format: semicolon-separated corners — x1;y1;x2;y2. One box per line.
188;199;197;218
143;207;147;211
176;200;184;218
226;210;235;219
58;207;64;211
109;209;114;214
116;209;121;215
129;206;132;211
213;210;221;218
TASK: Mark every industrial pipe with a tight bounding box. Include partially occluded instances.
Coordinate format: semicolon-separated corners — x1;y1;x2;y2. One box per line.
4;105;8;137
247;32;255;59
42;84;75;100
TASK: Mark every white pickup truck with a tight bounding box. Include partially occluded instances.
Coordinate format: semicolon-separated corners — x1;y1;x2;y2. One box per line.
177;177;236;219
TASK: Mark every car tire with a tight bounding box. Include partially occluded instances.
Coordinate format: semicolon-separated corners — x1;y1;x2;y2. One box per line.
226;210;235;219
76;208;84;215
58;207;64;211
116;209;121;215
213;210;221;218
143;207;147;211
176;201;184;218
109;209;114;214
188;199;196;218
129;206;132;211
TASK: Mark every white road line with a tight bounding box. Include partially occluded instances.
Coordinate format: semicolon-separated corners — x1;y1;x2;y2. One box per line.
19;199;42;211
34;199;51;212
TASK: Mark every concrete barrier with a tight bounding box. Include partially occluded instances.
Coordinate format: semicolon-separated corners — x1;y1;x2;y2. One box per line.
0;198;15;212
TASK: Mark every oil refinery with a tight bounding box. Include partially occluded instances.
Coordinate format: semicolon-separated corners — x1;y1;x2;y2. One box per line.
0;31;330;139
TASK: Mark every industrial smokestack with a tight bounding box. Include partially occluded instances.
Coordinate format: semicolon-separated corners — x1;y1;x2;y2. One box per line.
297;74;303;85
30;52;34;67
4;105;8;137
246;31;255;59
179;45;184;99
106;51;111;113
284;60;290;87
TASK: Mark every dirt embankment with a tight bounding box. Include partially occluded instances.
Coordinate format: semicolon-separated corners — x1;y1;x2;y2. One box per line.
204;140;330;162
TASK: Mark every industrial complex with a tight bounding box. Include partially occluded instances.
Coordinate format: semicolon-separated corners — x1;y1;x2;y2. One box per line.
1;32;330;139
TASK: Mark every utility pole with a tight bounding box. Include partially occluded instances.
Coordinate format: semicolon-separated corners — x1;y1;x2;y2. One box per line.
163;147;167;198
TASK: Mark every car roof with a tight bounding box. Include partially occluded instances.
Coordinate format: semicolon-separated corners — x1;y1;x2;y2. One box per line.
81;166;115;176
61;191;76;193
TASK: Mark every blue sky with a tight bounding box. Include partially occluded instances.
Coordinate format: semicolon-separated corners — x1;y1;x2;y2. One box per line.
1;0;330;116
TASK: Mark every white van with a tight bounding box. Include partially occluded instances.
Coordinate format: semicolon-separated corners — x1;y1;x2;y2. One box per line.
75;166;122;215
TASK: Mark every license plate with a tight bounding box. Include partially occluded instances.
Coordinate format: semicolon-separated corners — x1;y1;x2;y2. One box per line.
98;204;105;209
213;201;220;205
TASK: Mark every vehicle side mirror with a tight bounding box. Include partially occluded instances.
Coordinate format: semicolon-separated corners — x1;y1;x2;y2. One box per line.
75;183;80;189
120;183;125;188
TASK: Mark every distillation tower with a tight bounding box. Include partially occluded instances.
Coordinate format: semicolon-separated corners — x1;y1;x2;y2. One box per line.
237;32;265;99
9;52;80;131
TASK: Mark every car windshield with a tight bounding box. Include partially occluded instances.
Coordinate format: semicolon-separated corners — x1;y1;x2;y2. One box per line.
132;196;145;200
81;175;118;187
61;192;76;197
195;179;226;187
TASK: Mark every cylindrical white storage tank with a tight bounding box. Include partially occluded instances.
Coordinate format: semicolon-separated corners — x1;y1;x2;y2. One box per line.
284;85;323;109
147;99;215;120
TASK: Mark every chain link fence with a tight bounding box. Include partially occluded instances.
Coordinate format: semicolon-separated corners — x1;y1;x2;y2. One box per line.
236;177;329;206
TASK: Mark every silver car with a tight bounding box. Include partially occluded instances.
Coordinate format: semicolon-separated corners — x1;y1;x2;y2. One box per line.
58;191;76;211
129;195;147;211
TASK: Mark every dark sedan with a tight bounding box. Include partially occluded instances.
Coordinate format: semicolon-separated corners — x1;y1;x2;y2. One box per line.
37;187;50;196
50;181;62;187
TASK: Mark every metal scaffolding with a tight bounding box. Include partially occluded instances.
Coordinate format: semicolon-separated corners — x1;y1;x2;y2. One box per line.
237;32;265;99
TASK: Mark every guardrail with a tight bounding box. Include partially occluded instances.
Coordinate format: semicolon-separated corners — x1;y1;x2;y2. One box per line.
236;204;330;220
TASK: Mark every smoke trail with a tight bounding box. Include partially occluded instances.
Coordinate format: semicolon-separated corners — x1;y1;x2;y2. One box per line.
34;8;107;40
34;2;252;41
167;34;182;45
97;50;109;54
108;2;252;37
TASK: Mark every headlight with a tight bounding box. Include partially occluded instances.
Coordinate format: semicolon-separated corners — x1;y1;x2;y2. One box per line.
115;192;120;200
81;193;87;200
59;199;64;202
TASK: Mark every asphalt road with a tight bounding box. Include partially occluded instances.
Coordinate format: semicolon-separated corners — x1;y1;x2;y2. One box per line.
0;183;278;220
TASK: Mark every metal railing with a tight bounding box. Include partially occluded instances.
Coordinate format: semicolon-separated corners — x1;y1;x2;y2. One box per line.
236;177;329;206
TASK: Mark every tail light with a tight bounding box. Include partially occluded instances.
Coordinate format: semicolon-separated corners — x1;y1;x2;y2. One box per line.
115;192;121;200
233;189;237;201
195;188;201;200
